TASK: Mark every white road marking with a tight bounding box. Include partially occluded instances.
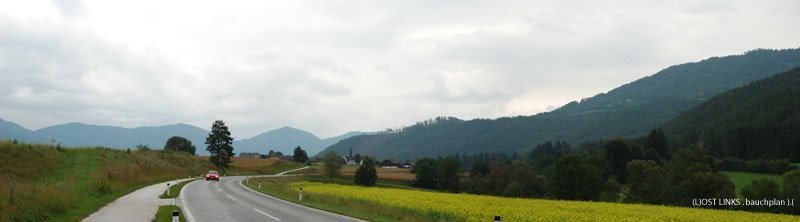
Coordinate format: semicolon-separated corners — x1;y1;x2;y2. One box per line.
217;188;222;192
227;195;237;201
180;181;198;222
253;209;281;221
181;197;197;222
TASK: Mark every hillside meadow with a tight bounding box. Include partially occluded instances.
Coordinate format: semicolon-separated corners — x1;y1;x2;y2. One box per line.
0;141;214;222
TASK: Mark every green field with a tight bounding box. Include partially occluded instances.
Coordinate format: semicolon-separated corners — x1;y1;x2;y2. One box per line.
721;171;784;199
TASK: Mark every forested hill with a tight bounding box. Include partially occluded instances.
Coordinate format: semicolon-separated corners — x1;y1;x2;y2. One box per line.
663;67;800;161
323;48;800;160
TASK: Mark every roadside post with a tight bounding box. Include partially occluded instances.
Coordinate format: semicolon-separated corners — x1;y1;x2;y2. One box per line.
172;210;179;222
166;183;170;196
299;188;303;201
258;182;261;189
494;216;501;222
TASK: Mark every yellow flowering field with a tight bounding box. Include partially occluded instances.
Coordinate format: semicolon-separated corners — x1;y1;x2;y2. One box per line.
287;182;800;222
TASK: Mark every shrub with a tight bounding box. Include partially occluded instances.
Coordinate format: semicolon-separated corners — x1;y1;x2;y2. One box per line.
599;178;621;202
90;173;113;195
626;160;667;204
741;178;781;199
783;170;800;208
354;157;378;186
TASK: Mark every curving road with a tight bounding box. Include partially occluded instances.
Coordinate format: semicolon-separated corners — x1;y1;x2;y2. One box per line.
178;175;362;222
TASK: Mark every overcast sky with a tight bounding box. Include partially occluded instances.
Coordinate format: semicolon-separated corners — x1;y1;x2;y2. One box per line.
1;0;798;138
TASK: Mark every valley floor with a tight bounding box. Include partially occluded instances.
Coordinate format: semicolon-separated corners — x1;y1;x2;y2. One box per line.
245;176;800;222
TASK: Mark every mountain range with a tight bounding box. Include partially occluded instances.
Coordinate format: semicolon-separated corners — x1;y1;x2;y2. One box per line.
322;48;800;160
0;118;50;142
233;127;365;156
5;48;799;160
0;120;361;156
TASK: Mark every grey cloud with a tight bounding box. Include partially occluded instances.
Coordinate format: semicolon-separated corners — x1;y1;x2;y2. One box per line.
1;0;799;138
0;17;188;127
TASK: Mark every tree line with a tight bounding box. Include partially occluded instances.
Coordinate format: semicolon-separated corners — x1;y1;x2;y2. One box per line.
159;120;311;172
407;128;800;214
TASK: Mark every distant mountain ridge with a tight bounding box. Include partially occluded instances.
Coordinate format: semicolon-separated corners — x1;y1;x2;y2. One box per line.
0;118;50;143
322;48;800;160
36;122;209;153
233;126;365;156
0;120;360;156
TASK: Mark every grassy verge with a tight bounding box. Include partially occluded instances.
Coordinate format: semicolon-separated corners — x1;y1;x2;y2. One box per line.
721;171;783;199
155;205;185;222
160;179;198;199
244;176;441;222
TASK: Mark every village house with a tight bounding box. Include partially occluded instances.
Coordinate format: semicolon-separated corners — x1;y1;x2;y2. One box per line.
380;159;399;168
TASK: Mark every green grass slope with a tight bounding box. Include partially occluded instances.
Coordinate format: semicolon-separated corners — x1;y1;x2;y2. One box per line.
0;141;214;222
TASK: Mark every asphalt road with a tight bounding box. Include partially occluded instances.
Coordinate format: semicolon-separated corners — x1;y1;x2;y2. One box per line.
179;175;363;222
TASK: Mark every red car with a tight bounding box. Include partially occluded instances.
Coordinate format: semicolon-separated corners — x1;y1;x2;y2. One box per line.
206;170;220;181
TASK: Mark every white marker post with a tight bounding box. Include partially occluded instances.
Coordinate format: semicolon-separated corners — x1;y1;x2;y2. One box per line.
299;188;303;201
172;210;179;222
494;216;501;222
166;183;170;196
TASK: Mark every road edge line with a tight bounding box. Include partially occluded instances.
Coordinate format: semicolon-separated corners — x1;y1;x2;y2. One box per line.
236;178;367;222
179;180;199;222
